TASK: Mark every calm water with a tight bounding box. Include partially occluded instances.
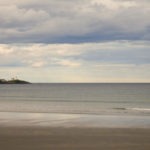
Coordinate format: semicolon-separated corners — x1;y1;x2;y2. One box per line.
0;83;150;128
0;83;150;115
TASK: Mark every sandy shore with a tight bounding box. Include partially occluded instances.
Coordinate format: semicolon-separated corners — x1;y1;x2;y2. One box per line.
0;126;150;150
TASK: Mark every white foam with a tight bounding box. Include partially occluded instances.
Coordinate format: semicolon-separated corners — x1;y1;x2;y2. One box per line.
131;108;150;111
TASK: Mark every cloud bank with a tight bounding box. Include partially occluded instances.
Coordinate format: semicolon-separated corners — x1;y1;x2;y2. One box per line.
0;0;150;43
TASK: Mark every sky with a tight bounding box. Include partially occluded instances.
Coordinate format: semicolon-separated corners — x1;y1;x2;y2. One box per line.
0;0;150;83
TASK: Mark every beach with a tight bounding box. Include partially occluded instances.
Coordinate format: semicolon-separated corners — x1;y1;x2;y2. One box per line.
0;83;150;149
0;126;150;150
0;112;150;150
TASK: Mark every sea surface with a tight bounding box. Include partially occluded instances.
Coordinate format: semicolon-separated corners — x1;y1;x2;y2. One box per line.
0;83;150;128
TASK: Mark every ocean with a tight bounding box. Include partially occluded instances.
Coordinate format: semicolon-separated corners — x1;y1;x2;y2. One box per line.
0;83;150;128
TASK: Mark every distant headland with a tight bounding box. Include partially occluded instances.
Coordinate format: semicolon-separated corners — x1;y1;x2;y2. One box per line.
0;78;30;84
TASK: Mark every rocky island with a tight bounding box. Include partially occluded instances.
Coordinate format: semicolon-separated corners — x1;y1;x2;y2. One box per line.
0;78;30;84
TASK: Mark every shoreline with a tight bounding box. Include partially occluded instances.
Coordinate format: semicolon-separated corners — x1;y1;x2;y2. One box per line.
0;112;150;128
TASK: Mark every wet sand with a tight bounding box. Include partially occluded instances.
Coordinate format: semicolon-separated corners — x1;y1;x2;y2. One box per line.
0;126;150;150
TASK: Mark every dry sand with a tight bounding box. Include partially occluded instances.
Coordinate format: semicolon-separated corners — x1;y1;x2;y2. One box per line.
0;126;150;150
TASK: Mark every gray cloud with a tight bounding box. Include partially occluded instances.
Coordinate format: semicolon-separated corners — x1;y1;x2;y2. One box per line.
0;41;149;82
76;44;150;64
0;0;150;43
0;41;149;68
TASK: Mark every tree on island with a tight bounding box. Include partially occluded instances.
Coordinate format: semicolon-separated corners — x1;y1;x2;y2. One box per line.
0;78;30;84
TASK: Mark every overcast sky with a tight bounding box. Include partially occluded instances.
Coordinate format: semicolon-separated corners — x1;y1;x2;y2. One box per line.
0;0;150;82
